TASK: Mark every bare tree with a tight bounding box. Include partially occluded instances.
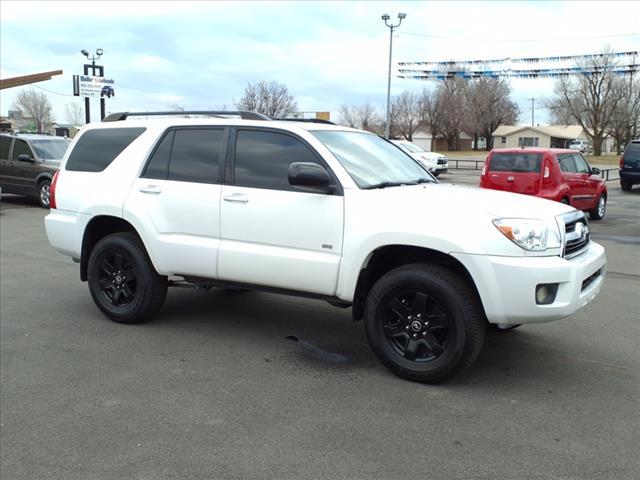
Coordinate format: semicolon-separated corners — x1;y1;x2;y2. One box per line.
606;73;640;154
235;81;297;118
13;88;54;133
472;78;519;151
438;77;467;151
419;88;444;152
337;103;383;133
550;48;625;155
64;102;85;126
390;90;420;141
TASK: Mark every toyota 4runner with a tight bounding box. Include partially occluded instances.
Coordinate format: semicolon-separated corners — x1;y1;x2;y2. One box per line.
45;111;607;383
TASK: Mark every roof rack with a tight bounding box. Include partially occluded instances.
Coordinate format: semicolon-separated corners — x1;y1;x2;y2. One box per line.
278;118;336;125
102;110;271;122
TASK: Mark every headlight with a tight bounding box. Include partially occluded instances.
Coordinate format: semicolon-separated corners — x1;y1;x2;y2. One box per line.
493;218;561;251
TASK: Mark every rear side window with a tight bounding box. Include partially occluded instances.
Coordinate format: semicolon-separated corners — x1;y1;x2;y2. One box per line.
66;128;146;172
489;153;542;172
0;136;11;160
142;131;174;179
234;129;322;191
168;128;224;184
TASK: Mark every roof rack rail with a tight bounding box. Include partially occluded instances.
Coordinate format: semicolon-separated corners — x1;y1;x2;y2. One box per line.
278;118;336;125
102;111;271;122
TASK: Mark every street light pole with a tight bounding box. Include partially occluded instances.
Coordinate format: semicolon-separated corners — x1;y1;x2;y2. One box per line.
382;12;406;139
80;48;104;123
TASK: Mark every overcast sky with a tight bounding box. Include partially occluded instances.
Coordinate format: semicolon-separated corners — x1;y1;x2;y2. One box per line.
1;0;639;126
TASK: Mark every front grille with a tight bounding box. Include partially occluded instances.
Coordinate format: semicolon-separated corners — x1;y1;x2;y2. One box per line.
581;268;602;291
560;211;590;259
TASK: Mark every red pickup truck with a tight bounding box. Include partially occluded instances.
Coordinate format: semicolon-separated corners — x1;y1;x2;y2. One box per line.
479;148;607;220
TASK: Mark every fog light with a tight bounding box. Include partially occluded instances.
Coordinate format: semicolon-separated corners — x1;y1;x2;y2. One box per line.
536;283;558;305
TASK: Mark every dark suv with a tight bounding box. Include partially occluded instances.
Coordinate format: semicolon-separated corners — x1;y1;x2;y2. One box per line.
620;140;640;191
0;133;71;208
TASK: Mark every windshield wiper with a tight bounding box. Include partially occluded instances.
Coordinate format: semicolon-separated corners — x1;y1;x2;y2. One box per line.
416;177;436;184
362;181;418;190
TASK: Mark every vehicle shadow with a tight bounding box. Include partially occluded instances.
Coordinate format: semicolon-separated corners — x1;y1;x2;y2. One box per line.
151;288;601;388
0;194;41;209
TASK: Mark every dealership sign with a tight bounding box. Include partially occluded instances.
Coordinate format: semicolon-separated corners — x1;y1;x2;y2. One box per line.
72;75;116;98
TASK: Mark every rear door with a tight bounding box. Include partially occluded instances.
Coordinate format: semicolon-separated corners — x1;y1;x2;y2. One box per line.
484;152;543;194
218;128;344;295
126;127;226;278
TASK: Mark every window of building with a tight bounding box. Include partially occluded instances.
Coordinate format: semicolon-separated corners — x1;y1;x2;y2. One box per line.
518;137;539;147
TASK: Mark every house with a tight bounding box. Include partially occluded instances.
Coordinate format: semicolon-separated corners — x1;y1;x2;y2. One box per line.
492;125;587;149
411;129;475;152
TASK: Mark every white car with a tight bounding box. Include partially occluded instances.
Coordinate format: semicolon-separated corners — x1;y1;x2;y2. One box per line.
568;139;592;154
391;139;448;176
45;111;606;383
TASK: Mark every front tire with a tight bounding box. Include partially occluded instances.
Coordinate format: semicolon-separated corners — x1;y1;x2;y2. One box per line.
87;232;167;324
37;179;51;208
364;263;485;384
589;194;606;220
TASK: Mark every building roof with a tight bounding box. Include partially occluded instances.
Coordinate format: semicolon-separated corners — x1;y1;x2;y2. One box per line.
493;124;583;140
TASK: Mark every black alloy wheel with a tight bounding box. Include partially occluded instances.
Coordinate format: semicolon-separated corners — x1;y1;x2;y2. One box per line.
382;291;450;362
97;251;138;308
364;263;485;384
87;232;167;324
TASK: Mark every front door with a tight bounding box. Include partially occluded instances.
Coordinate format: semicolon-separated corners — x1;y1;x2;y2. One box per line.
219;128;344;295
125;127;226;278
557;153;588;209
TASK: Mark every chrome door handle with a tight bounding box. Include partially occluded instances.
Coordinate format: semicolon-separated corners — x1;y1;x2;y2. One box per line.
223;193;249;203
139;185;162;195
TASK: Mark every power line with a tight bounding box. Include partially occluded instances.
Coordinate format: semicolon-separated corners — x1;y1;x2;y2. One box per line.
31;84;76;98
400;31;640;43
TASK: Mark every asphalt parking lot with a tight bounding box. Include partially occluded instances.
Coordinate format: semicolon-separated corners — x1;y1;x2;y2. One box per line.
1;173;639;480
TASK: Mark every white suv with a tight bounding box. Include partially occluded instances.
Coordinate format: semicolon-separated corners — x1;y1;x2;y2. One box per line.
45;111;606;383
391;139;448;176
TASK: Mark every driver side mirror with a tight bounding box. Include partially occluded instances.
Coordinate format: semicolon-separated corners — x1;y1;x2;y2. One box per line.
590;167;600;175
17;154;35;163
288;162;333;194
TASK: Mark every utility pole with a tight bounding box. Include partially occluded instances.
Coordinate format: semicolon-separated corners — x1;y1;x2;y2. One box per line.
528;97;535;126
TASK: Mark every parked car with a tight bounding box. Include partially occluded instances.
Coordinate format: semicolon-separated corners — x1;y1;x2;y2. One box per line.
0;133;71;208
391;140;448;176
568;139;592;154
479;148;607;220
45;112;606;384
619;139;640;191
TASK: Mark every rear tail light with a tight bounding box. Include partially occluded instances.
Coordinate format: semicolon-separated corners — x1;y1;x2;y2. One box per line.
50;170;59;209
481;164;486;176
544;166;550;178
619;155;624;168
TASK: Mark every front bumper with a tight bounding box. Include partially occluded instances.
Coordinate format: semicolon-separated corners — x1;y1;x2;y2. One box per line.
452;241;606;324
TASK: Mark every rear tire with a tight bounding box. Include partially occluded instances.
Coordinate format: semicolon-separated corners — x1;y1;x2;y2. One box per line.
589;194;606;220
620;180;632;192
364;263;485;384
87;232;167;324
37;179;51;208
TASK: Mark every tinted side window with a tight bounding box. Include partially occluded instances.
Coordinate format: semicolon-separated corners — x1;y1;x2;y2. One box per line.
142;131;174;179
573;154;590;173
0;136;11;160
66;128;146;172
235;130;322;190
168;129;223;184
12;139;33;160
557;154;576;173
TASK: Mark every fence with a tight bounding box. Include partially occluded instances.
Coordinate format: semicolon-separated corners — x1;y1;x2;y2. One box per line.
448;159;620;182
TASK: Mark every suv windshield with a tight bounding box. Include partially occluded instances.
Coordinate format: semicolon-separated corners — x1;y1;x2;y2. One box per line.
489;153;542;173
312;130;434;188
30;139;71;160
